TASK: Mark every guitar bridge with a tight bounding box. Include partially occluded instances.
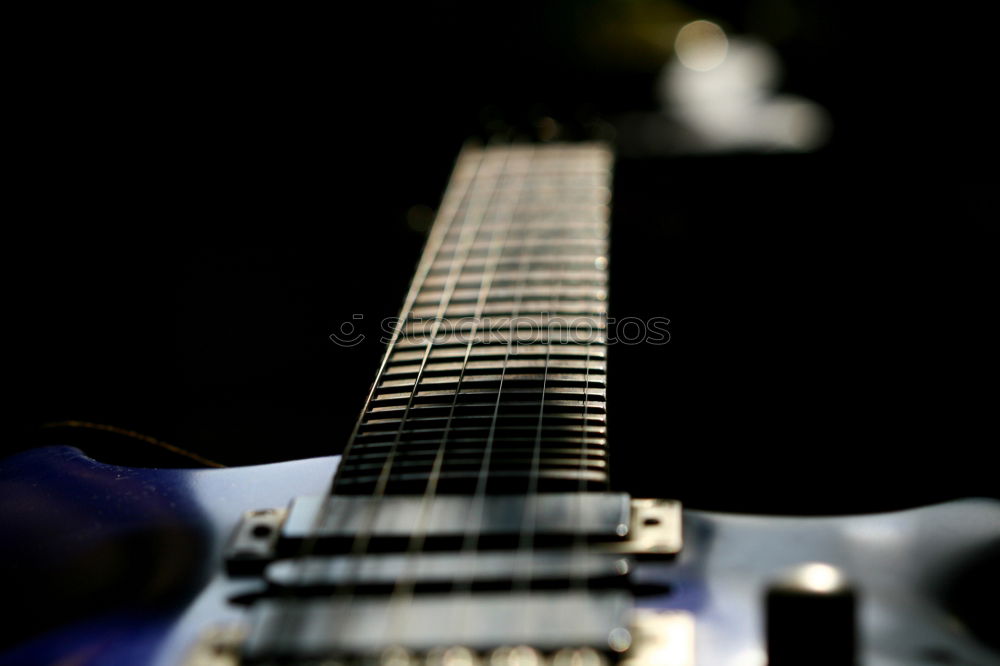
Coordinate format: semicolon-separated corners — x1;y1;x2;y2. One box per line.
184;609;694;666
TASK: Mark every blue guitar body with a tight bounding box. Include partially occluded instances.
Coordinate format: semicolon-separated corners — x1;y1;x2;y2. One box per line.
2;446;998;666
0;446;335;666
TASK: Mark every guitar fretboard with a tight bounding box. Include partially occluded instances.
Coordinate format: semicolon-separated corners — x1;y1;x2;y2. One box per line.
334;144;613;495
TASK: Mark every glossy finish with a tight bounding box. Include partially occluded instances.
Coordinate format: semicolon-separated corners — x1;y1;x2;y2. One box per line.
2;446;998;666
668;502;1000;665
0;446;335;666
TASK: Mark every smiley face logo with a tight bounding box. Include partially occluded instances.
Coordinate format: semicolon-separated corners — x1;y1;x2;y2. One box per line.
329;314;365;347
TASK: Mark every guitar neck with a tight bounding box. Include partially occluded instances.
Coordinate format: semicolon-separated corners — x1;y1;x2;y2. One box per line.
334;143;614;496
204;144;684;664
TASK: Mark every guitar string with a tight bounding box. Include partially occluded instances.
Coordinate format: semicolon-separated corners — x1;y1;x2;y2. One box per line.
327;144;511;648
448;143;544;640
513;157;560;599
513;145;604;632
447;145;609;641
511;215;556;633
262;145;610;656
384;144;534;646
269;145;486;654
376;146;611;651
336;145;608;654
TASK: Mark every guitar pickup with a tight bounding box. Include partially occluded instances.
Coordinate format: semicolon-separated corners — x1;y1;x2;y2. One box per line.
226;494;681;573
241;590;634;660
263;551;633;593
285;492;632;551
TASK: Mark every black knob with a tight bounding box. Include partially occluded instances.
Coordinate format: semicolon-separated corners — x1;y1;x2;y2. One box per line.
766;563;857;666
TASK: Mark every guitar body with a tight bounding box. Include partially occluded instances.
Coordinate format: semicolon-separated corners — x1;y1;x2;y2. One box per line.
0;446;336;666
3;446;998;666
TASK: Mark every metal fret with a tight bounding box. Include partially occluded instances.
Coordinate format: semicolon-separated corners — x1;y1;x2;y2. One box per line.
334;143;612;495
383;359;606;376
423;270;606;289
348;446;606;459
410;300;606;317
428;256;604;273
393;333;608;348
379;374;608;391
370;401;605;416
349;436;608;450
371;387;607;406
438;237;606;252
415;286;606;305
389;345;606;363
397;316;607;337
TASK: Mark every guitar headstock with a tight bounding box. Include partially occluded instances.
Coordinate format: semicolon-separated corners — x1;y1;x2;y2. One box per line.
467;106;617;148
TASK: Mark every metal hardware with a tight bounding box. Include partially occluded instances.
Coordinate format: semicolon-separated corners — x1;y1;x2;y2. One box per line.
234;645;610;666
605;500;682;558
550;647;609;666
487;646;544;666
224;496;677;575
265;551;631;590
619;610;695;666
425;645;481;666
183;624;246;666
281;493;632;548
224;507;288;574
242;591;634;659
229;604;690;666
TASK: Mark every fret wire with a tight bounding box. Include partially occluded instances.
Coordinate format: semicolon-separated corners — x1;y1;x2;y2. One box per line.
490;148;606;600
336;144;612;497
448;149;547;641
389;345;606;362
574;285;600;591
515;221;565;605
346;145;512;558
361;184;610;488
279;144;490;650
389;145;530;635
577;150;610;589
387;148;557;647
385;148;535;628
327;145;511;652
278;145;614;655
329;146;486;492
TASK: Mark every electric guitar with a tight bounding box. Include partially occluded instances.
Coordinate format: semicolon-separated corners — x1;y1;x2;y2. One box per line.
2;143;998;666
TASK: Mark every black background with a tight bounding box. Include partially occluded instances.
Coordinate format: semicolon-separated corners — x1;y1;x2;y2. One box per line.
9;1;995;513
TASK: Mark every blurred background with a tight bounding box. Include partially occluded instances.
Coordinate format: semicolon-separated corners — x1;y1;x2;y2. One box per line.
8;1;995;513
